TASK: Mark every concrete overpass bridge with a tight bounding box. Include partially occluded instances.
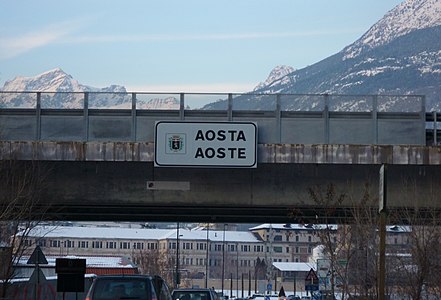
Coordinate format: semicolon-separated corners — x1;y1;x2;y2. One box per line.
1;91;441;224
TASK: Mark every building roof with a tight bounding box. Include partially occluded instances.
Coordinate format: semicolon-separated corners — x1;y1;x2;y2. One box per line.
249;223;411;233
22;225;261;243
249;223;338;231
23;226;173;240
272;262;315;272
20;223;410;244
18;255;137;269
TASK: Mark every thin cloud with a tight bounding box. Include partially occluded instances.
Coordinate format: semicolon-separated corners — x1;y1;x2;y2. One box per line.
62;28;362;44
124;82;255;93
0;19;85;60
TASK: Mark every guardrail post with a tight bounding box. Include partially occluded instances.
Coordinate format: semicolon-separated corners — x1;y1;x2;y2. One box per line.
36;92;41;140
323;94;329;144
228;93;233;121
83;92;89;141
180;93;185;120
372;95;378;144
276;94;281;143
131;93;137;141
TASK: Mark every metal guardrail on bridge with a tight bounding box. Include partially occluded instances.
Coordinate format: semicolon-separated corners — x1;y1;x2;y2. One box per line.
0;91;430;145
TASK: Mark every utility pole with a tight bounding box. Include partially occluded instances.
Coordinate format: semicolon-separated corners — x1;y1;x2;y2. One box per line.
222;224;227;295
378;164;387;300
205;223;209;288
176;222;180;289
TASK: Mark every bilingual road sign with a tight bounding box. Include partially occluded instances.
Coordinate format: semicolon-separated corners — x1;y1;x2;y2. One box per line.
155;121;257;168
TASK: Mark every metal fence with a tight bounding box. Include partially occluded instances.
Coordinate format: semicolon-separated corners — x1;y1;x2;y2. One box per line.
0;92;429;145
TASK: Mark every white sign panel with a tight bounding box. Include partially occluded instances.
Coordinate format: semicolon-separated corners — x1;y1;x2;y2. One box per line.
155;121;257;168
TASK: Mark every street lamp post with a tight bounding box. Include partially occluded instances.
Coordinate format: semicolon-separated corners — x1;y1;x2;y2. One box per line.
176;222;180;288
236;242;239;297
205;223;209;288
222;224;226;295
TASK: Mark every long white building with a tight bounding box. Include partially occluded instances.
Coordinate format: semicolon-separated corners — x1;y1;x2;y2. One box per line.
16;223;410;281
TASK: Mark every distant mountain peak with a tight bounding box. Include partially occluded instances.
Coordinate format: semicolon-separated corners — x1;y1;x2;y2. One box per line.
343;0;441;60
3;68;83;92
0;69;185;109
254;65;295;92
2;68;127;94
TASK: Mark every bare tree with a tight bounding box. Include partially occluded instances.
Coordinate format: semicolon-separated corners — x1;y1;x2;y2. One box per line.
0;153;51;298
307;182;381;300
307;183;346;299
133;247;175;289
390;208;441;300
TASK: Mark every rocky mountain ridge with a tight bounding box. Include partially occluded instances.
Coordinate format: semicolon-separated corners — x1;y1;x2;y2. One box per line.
0;68;180;109
204;0;441;111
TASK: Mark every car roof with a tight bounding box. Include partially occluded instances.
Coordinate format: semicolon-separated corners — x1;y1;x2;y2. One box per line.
94;274;157;280
173;288;212;291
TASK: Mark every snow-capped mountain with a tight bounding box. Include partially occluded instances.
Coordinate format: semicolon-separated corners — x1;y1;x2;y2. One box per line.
2;68;128;94
0;68;180;109
344;0;441;60
253;65;296;92
204;0;441;112
2;0;440;112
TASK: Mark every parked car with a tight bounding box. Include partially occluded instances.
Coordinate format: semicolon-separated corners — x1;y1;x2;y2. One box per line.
172;288;220;300
85;274;172;300
287;296;301;300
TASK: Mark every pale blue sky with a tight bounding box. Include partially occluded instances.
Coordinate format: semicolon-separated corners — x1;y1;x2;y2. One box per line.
0;0;403;92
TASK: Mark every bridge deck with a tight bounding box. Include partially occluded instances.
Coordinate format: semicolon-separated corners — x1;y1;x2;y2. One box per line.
1;92;440;223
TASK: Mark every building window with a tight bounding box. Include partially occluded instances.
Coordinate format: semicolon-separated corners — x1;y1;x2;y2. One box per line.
197;243;206;250
64;240;74;248
79;241;89;248
286;247;289;253
295;236;299;242
134;242;144;250
274;235;282;241
273;246;282;253
37;239;46;247
106;241;116;249
51;240;60;248
295;247;299;253
120;242;130;249
92;241;103;249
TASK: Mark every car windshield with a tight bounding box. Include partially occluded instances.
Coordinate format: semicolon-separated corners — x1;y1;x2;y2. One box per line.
92;277;152;300
173;291;210;300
